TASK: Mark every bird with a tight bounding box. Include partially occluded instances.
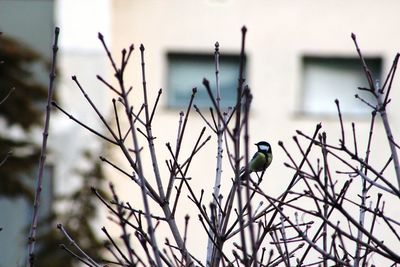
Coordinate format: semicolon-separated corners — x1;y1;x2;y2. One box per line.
240;141;273;180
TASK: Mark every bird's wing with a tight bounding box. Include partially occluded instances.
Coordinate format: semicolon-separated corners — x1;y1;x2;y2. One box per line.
250;152;266;172
240;152;260;174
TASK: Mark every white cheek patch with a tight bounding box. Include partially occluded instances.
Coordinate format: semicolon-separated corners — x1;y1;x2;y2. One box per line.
259;145;269;151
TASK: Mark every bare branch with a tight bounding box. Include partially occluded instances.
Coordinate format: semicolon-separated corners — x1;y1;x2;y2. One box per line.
27;27;60;266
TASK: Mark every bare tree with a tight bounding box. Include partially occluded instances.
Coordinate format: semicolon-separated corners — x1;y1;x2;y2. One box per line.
25;26;400;267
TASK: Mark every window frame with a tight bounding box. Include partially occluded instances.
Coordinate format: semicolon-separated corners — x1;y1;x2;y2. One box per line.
165;51;246;109
298;55;383;117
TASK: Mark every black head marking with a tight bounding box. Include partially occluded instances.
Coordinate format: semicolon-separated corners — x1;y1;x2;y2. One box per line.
255;141;271;153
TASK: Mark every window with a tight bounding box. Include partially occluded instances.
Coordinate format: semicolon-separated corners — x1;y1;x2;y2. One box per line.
167;53;245;108
301;56;382;115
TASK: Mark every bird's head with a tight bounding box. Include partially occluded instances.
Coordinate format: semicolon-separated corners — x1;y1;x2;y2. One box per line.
255;141;271;153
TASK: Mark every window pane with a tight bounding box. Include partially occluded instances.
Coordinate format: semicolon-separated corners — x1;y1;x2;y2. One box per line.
301;56;382;115
167;53;244;108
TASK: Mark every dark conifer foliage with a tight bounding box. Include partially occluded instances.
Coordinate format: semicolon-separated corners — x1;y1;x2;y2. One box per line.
0;33;47;199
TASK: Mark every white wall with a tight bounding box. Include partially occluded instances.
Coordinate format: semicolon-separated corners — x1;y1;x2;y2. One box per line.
52;0;111;196
108;0;400;263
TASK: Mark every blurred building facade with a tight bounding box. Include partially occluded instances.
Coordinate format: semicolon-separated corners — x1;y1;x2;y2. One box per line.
109;0;400;262
0;0;109;265
0;1;55;265
110;1;400;196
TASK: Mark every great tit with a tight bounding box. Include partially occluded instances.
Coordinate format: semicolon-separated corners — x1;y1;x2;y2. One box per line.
240;141;272;180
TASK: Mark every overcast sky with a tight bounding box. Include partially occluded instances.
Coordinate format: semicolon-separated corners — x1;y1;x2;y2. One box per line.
55;0;110;51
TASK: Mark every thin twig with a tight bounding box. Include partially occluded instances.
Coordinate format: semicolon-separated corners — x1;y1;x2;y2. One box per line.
27;27;59;267
52;101;117;145
0;87;15;105
57;224;102;267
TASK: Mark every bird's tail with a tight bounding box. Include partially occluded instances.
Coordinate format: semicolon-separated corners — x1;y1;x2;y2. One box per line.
239;166;249;180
